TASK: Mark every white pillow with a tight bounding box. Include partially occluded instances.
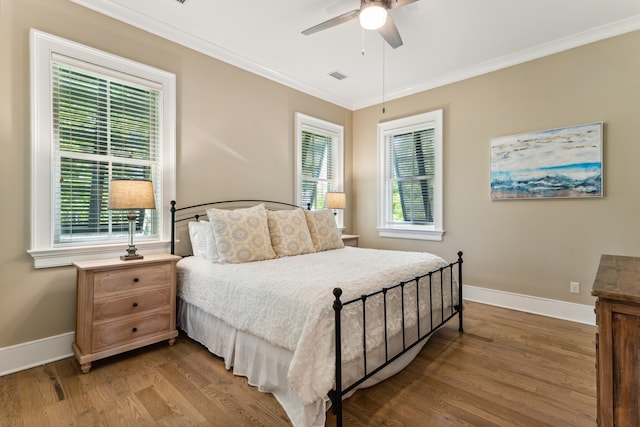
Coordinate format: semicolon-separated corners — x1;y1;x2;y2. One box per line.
267;209;315;257
304;209;344;252
188;220;218;262
207;204;276;263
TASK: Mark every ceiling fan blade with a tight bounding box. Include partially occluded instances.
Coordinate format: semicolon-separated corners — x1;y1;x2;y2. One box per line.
378;14;403;48
301;9;360;35
388;0;419;9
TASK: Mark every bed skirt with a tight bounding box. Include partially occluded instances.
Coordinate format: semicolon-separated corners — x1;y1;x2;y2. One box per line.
177;298;431;426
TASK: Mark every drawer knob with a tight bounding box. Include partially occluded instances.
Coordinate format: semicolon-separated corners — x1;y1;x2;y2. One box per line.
132;302;138;308
132;327;138;333
133;278;140;283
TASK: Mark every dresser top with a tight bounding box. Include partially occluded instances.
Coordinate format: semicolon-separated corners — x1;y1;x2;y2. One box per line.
591;254;640;303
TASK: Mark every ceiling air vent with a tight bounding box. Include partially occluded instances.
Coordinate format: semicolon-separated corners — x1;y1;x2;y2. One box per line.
329;71;348;81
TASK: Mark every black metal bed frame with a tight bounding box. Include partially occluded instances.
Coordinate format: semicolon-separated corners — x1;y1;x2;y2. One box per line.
169;200;463;427
169;199;302;254
330;252;463;426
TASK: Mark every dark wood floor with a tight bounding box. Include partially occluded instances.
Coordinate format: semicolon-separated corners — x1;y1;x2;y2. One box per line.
0;301;596;426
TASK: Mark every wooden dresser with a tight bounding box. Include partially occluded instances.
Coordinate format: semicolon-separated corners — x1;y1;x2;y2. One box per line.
72;253;181;373
592;254;640;427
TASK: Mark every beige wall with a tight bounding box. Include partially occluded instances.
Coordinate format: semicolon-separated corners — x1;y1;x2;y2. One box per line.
353;30;640;306
0;0;352;348
2;0;638;350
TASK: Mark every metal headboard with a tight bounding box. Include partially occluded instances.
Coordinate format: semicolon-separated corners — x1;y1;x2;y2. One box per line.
169;199;308;254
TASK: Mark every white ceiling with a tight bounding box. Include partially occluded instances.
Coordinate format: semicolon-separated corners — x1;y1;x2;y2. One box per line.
72;0;640;110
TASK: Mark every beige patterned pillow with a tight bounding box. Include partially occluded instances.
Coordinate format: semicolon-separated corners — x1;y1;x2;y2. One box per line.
206;204;276;263
267;209;315;257
304;209;345;252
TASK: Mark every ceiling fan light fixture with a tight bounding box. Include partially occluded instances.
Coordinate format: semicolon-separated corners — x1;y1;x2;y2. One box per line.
359;3;388;30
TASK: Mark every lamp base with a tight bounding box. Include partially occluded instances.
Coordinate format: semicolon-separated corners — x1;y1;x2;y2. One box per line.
120;245;143;261
120;254;143;261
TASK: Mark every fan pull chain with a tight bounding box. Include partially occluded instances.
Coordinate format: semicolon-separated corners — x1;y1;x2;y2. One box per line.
362;28;365;55
382;40;386;114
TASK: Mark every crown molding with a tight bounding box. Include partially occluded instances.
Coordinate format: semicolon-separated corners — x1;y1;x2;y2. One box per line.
355;14;640;109
70;0;356;109
71;1;640;111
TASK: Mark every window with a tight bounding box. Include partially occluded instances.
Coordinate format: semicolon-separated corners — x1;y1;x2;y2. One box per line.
294;113;344;224
378;110;444;241
29;30;176;268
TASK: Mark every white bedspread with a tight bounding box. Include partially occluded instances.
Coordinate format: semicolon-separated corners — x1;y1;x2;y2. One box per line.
177;247;453;405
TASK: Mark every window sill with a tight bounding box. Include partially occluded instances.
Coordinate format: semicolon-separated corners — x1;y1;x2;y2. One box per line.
377;227;444;242
28;240;173;268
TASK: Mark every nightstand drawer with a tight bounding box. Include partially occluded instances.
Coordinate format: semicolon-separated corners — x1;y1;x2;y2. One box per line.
93;288;172;322
94;263;173;297
92;312;171;352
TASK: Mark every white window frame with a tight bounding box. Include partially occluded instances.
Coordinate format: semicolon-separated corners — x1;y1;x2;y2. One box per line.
29;29;176;268
377;110;444;241
294;113;344;227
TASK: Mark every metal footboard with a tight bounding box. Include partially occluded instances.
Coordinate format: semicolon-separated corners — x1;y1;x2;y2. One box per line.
329;251;464;426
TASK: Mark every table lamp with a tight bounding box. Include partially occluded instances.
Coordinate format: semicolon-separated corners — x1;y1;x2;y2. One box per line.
325;192;346;214
109;179;156;260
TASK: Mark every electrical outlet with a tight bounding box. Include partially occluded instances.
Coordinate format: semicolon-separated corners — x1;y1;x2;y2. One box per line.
570;281;580;294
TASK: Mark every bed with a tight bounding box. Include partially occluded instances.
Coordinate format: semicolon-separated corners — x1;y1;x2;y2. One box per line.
170;200;463;426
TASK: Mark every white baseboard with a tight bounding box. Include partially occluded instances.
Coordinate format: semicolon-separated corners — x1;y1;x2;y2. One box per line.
463;284;596;325
0;332;74;377
0;286;595;377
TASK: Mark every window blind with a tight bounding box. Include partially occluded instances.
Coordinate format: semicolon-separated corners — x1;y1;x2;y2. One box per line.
386;127;435;224
300;128;337;210
51;61;161;245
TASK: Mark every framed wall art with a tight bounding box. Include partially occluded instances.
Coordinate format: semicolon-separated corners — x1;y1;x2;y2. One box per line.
490;122;603;200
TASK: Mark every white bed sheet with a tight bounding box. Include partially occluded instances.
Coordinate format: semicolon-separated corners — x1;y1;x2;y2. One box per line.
176;246;457;426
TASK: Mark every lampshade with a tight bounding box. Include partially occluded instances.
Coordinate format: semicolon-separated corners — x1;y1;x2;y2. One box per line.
325;192;346;210
359;2;388;30
109;180;156;210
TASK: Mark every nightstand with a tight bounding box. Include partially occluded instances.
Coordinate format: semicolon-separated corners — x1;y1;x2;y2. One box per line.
72;253;181;373
341;234;359;247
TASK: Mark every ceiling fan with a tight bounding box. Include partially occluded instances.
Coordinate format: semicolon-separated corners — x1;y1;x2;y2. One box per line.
301;0;419;49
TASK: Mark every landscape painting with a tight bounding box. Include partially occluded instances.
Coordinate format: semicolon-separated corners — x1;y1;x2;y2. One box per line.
490;122;603;200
